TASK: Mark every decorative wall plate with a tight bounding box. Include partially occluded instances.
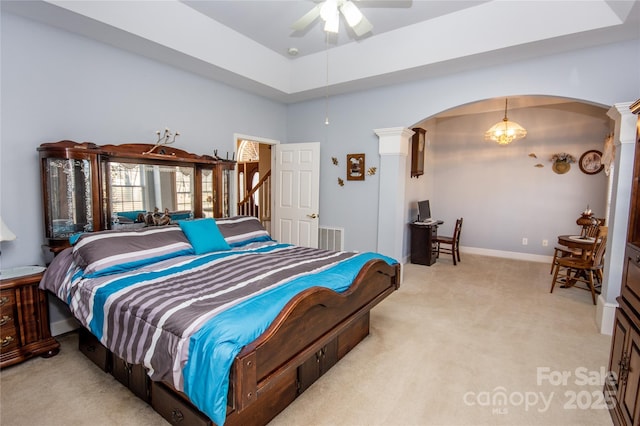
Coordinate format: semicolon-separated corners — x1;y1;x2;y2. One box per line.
579;150;604;175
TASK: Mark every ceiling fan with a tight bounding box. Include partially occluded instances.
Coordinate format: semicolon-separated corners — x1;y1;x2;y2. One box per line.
291;0;373;37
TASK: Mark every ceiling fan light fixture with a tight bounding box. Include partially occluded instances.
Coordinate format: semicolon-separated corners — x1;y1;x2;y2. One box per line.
320;0;338;21
292;0;373;36
340;1;363;27
324;9;340;33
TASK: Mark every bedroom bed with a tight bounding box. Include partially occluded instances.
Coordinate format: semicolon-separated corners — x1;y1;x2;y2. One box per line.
40;215;400;425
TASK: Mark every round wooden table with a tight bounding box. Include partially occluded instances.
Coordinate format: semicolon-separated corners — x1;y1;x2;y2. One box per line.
557;235;596;259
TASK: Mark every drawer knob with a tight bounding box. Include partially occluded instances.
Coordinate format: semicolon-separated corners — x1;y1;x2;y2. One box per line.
0;297;8;306
1;336;14;347
0;315;12;326
170;408;184;423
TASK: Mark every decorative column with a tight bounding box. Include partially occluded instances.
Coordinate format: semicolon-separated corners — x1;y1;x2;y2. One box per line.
598;102;636;334
374;127;414;263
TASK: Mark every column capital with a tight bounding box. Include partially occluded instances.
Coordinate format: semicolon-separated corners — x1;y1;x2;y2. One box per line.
607;102;636;146
374;127;414;156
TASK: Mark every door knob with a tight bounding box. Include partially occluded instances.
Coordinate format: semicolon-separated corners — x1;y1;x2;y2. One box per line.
307;213;319;219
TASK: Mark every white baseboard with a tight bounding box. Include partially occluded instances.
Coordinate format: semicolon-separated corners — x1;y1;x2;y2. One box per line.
459;246;553;263
403;246;553;264
596;295;618;336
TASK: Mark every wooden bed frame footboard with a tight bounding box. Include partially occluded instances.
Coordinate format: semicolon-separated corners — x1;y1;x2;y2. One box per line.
78;259;401;426
226;259;400;425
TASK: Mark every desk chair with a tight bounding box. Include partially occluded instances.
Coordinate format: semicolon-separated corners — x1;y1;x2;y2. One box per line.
550;233;607;305
435;218;463;265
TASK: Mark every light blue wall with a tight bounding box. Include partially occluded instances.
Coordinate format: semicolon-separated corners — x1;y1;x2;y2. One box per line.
0;12;287;270
2;9;639;270
428;105;609;256
287;40;640;257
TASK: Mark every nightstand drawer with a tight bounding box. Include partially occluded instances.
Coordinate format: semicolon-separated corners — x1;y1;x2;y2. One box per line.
0;291;16;311
0;270;59;368
0;290;18;352
0;326;19;352
0;313;16;328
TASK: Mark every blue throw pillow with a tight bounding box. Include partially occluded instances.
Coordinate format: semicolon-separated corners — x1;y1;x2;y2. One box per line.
117;210;147;221
179;218;231;255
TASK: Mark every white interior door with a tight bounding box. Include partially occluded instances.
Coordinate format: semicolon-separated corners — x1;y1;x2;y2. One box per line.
273;142;320;247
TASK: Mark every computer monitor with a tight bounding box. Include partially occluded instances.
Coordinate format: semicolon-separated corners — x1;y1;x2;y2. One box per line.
417;200;431;222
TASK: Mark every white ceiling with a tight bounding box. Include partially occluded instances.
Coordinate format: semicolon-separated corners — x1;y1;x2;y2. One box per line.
3;0;640;107
182;0;492;58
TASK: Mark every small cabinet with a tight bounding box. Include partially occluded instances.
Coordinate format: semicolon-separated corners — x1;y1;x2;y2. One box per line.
0;268;59;368
607;299;640;426
410;223;438;266
198;166;215;219
297;339;338;394
151;381;211;426
607;99;640;426
39;143;103;252
78;327;111;372
214;161;235;218
112;353;150;402
411;128;426;178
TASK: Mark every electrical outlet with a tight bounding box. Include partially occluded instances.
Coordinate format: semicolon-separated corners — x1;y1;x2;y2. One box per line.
522;237;528;245
542;239;548;247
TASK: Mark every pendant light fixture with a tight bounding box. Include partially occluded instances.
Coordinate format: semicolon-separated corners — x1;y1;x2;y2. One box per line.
484;98;527;145
324;33;330;125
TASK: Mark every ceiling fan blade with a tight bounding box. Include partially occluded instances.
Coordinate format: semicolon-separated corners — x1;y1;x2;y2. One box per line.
291;5;321;31
351;13;373;37
339;1;363;27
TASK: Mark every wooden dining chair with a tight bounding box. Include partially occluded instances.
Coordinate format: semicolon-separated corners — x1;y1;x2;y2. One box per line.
549;244;582;274
435;218;463;265
549;233;607;305
585;222;601;238
549;223;602;274
594;226;608;283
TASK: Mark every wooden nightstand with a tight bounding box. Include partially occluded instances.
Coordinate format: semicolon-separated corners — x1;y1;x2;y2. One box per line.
0;266;60;368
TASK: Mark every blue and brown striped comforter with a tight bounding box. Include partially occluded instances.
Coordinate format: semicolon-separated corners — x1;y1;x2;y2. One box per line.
42;241;396;425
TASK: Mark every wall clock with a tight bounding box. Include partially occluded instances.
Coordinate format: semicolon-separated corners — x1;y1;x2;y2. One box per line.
411;128;425;178
579;150;604;175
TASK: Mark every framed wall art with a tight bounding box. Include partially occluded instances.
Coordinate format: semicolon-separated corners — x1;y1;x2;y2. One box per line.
579;150;604;175
346;153;365;181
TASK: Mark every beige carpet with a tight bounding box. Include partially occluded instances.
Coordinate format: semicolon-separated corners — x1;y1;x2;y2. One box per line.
0;254;613;426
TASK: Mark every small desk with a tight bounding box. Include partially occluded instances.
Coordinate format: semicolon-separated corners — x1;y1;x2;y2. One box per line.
410;221;443;266
557;235;596;259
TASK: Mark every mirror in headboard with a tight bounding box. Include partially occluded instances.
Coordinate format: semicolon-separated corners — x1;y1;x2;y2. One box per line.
38;140;234;252
106;161;195;229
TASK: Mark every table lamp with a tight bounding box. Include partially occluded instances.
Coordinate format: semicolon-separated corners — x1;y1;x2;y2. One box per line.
0;216;17;255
